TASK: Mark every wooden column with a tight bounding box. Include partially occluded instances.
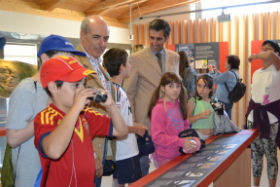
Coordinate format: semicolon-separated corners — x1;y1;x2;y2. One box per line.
133;24;139;45
139;24;145;45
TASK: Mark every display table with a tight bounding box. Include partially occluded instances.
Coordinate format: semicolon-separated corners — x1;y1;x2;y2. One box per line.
129;129;258;187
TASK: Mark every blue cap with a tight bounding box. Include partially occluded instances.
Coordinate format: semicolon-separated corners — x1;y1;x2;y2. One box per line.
37;34;85;57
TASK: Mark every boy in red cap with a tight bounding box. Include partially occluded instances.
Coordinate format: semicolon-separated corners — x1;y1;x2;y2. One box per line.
34;55;128;187
6;34;88;187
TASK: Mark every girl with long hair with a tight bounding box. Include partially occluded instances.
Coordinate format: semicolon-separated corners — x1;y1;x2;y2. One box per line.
187;74;215;140
148;72;201;168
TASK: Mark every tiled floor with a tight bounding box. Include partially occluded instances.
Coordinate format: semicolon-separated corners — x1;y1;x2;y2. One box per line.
101;150;280;187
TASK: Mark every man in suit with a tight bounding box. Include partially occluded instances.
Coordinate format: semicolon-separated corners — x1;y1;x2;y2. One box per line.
74;15;115;187
123;18;179;176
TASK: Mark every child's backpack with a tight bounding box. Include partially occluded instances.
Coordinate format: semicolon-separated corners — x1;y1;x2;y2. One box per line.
224;71;246;103
1;144;14;187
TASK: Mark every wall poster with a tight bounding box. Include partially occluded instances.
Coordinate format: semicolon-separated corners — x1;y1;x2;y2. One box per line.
175;42;228;74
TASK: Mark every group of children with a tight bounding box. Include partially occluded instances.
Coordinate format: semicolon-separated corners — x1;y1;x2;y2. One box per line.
29;44;209;186
148;40;280;187
103;49;217;169
27;48;222;186
35;48;147;187
103;49;223;169
6;38;280;187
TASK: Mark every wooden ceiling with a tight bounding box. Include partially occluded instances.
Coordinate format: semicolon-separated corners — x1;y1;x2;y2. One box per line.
0;0;200;27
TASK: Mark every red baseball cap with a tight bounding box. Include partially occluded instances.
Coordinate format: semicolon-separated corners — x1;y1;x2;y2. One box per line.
40;55;96;88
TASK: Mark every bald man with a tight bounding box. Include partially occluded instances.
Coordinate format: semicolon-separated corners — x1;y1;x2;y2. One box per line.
75;16;116;186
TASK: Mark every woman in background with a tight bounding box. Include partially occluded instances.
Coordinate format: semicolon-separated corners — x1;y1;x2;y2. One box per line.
208;55;240;119
178;51;197;98
246;40;280;187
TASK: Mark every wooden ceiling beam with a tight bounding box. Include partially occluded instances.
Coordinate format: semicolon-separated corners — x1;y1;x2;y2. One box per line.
119;0;200;23
85;0;148;15
38;0;62;11
1;0;200;28
101;15;129;28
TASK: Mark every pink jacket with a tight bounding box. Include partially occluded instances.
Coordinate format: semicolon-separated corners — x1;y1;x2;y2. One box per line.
151;99;190;167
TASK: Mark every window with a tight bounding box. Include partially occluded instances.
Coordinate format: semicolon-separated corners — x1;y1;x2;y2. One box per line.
200;0;280;19
0;43;38;166
1;43;37;126
4;43;37;65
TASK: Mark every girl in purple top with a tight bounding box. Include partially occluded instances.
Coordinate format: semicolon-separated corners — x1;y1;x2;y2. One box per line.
147;72;201;168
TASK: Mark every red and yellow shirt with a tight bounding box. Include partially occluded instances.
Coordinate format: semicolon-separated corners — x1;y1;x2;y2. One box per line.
34;104;112;187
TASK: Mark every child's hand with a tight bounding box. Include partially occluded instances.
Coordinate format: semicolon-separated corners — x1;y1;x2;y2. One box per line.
99;90;115;108
133;123;148;137
73;88;96;112
199;109;211;119
95;158;103;178
183;137;201;153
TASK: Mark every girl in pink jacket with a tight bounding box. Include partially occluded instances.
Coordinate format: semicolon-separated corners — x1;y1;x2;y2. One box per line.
147;72;201;168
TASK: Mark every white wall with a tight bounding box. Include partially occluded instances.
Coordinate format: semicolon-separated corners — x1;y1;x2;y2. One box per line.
0;10;130;44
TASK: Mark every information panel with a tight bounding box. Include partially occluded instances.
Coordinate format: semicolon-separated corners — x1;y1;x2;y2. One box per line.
176;42;228;73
